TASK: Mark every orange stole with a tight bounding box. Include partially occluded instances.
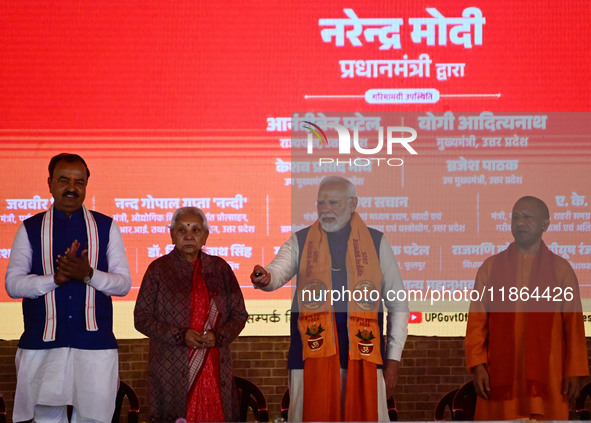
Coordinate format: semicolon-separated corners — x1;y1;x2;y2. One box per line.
303;328;379;421
297;213;383;421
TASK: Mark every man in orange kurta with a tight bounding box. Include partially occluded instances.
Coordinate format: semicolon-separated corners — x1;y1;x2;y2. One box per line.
465;196;588;420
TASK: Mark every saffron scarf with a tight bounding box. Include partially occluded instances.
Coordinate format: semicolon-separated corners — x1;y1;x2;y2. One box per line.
487;241;558;401
41;205;99;342
297;212;383;421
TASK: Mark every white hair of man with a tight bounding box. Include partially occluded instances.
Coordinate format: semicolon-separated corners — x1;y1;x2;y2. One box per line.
318;175;357;199
170;207;209;231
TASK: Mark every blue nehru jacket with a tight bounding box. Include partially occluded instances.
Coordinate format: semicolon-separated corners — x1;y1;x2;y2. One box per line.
19;207;117;350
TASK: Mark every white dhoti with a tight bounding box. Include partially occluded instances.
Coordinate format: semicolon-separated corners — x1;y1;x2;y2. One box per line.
13;348;118;423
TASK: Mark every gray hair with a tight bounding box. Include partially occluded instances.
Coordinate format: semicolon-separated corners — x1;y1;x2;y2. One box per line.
318;176;357;198
170;207;209;231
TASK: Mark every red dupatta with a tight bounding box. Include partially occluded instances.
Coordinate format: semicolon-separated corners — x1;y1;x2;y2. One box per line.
185;257;224;422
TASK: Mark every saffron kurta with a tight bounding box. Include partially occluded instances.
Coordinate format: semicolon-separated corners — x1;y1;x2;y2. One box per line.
465;250;588;420
134;249;248;423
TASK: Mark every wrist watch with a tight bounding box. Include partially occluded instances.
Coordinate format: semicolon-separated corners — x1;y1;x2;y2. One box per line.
83;268;94;284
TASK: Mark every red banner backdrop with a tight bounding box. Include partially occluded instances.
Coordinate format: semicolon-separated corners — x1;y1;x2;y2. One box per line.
0;1;589;337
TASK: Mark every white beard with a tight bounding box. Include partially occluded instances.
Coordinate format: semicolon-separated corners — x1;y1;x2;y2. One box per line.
319;211;351;232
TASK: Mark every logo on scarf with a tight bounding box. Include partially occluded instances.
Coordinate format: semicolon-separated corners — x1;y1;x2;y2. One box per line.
353;281;379;311
306;323;325;351
355;329;375;356
301;280;327;311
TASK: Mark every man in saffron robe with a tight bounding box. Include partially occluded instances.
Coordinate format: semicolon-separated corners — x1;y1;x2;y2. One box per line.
251;176;409;422
465;196;588;420
5;153;132;422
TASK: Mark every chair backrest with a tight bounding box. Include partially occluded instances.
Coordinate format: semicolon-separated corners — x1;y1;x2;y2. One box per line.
387;396;398;421
0;393;6;423
434;389;459;420
111;381;140;423
280;388;290;421
452;381;476;421
235;376;270;422
575;381;591;420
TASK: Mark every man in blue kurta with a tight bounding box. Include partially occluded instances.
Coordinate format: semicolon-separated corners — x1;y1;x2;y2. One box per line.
5;153;132;423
